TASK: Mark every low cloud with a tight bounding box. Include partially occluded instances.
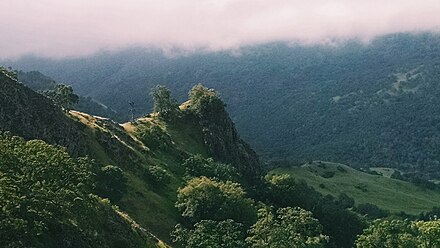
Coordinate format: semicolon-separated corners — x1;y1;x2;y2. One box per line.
1;0;440;58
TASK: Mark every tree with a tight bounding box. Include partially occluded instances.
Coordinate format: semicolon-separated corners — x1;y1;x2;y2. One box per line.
265;174;365;248
0;66;17;80
355;203;389;219
356;219;419;248
43;84;79;111
175;176;257;226
246;206;328;248
151;85;179;119
356;219;440;248
95;164;127;202
0;133;146;247
183;154;239;181
172;219;247;248
265;174;321;210
415;220;440;247
188;84;225;119
143;165;171;188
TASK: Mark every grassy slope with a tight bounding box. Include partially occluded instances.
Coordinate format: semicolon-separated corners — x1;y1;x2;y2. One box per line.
70;111;173;247
71;111;209;244
270;161;440;215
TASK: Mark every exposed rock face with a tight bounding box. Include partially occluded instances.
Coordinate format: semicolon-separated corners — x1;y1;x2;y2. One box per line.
0;70;86;156
196;105;263;183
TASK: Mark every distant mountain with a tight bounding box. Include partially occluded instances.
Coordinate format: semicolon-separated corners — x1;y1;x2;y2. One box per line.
0;68;87;155
5;32;440;180
16;70;119;120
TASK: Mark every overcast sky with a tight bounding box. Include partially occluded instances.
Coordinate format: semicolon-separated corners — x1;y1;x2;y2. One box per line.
1;0;440;58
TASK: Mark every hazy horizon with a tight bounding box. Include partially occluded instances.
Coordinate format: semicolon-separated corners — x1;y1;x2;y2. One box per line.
2;0;440;59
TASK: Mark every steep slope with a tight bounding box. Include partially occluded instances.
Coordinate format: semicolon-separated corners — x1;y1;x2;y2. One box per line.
0;133;157;248
6;32;440;179
0;68;87;156
270;161;440;215
0;68;262;244
0;68;169;247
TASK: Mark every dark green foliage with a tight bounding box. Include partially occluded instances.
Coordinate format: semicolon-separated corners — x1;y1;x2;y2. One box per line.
0;133;146;248
354;183;368;192
17;70;56;91
404;175;440;190
246;207;328;248
321;171;335;178
265;174;365;248
390;170;404;180
43;84;79;111
355;219;440;247
172;220;247;248
313;195;365;248
335;193;355;209
265;174;321;210
354;203;389;219
135;123;173;150
95;165;128;202
151;85;180;120
419;207;440;221
188;84;225;119
10;33;440;180
186;84;263;184
143;165;171;188
16;69;118;119
356;219;418;247
183;154;239;181
0;70;87;156
175;176;257;227
0;66;17;79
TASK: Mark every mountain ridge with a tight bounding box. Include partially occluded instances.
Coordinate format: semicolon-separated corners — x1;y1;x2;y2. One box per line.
0;68;262;245
6;32;440;179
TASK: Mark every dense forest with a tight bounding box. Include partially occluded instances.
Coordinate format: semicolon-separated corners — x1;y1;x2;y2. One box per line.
6;32;440;181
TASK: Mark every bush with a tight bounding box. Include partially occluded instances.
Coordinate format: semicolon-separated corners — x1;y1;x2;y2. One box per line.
172;220;247;248
321;171;336;178
136;124;173;150
0;133;145;247
176;177;257;226
183;154;239;181
95;164;127;202
355;203;389;219
246;207;328;248
144;165;171;188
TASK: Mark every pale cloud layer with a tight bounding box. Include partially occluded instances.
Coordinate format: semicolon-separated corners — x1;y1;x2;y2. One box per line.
1;0;440;58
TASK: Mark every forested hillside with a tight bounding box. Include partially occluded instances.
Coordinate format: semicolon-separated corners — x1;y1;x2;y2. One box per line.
6;32;440;180
0;68;261;246
2;66;440;247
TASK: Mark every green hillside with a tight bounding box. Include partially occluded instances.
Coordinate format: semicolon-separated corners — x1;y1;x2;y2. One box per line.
7;33;440;181
270;161;440;215
0;68;262;246
2;66;440;247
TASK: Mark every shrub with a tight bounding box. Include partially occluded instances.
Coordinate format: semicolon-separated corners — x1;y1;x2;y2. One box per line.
95;164;127;202
144;165;171;188
355;203;389;219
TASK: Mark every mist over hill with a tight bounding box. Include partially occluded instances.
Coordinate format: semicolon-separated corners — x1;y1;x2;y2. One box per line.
5;32;440;179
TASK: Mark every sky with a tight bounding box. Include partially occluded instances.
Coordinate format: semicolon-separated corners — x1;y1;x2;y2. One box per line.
1;0;440;58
